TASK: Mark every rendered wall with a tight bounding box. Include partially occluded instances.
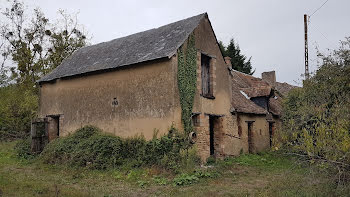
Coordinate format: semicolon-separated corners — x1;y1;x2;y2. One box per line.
39;58;180;140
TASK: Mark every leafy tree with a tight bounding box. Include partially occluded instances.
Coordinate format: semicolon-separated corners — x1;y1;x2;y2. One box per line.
0;0;87;88
0;0;88;140
219;39;254;75
281;37;350;183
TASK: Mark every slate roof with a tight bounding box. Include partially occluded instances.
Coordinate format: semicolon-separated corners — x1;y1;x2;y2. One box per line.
38;13;207;83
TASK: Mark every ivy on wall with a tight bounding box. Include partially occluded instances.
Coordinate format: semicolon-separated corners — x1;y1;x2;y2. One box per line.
177;34;197;134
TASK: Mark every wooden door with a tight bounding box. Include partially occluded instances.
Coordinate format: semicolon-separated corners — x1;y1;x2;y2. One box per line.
248;122;253;153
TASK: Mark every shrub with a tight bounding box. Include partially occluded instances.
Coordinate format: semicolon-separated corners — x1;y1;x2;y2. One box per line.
14;138;36;160
40;125;192;170
121;136;147;167
71;134;123;169
206;156;216;165
0;85;38;141
281;37;350;183
40;126;103;166
71;126;98;138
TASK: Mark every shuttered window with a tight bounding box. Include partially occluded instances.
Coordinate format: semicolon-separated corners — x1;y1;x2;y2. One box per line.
201;54;212;97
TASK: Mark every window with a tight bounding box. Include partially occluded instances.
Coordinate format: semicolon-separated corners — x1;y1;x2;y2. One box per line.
192;114;200;127
201;54;213;98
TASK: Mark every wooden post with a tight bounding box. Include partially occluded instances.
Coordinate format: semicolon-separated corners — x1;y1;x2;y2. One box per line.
304;14;309;79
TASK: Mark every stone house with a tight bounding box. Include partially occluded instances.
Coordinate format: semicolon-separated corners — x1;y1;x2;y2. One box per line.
37;13;295;161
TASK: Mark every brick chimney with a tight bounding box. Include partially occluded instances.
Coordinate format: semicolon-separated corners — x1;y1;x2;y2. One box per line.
224;57;232;67
262;71;276;87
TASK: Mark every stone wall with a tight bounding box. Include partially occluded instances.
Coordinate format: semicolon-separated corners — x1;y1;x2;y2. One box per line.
194;113;210;161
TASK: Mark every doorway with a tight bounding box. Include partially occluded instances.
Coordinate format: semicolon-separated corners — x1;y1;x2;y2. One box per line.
53;116;59;137
48;115;60;141
268;122;275;147
247;121;254;153
209;116;215;156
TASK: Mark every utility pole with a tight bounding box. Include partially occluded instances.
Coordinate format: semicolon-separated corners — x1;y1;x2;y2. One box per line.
304;14;309;79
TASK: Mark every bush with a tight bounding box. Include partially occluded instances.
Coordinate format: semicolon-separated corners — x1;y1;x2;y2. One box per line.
14;138;36;160
0;85;38;141
40;126;101;165
281;37;350;183
40;126;102;165
71;135;123;169
206;156;216;165
40;125;191;170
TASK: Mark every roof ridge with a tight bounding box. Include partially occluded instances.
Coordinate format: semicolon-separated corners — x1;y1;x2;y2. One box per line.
38;13;207;83
90;13;207;50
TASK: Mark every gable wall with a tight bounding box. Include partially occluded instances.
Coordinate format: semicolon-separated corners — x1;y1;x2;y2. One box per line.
185;16;239;161
185;16;274;161
192;16;232;115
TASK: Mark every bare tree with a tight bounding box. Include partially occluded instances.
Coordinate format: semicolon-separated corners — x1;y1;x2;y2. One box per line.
0;0;88;87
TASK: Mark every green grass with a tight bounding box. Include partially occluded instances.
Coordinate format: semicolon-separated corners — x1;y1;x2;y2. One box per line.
0;141;349;196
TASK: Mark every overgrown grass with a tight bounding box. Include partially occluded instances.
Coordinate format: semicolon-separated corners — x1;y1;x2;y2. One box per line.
2;140;350;196
226;152;295;171
6;126;350;196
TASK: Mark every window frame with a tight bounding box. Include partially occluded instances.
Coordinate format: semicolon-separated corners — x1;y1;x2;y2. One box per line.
201;53;214;99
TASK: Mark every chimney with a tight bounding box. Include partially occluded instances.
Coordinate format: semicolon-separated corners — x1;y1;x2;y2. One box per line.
262;71;276;87
224;57;232;67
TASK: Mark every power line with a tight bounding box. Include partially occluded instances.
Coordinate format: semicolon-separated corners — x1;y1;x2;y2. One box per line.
308;22;338;49
307;12;338;49
309;0;330;18
307;0;337;49
304;0;331;79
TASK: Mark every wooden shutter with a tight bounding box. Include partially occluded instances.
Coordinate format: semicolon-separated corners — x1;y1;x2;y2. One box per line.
201;54;211;96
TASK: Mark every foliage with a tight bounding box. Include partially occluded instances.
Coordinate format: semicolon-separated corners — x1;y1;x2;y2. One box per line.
206;155;216;165
173;173;199;186
226;152;294;171
71;134;124;169
0;0;87;87
219;39;254;75
0;0;87;141
177;33;197;135
281;37;350;183
14;138;36;159
40;125;189;170
39;126;102;165
0;84;38;140
172;170;218;186
152;176;168;185
2;141;350;196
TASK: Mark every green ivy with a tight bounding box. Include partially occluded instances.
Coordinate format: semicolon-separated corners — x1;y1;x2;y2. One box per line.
177;34;197;134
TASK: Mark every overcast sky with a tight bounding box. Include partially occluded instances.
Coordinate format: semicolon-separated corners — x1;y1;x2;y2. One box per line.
5;0;350;85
